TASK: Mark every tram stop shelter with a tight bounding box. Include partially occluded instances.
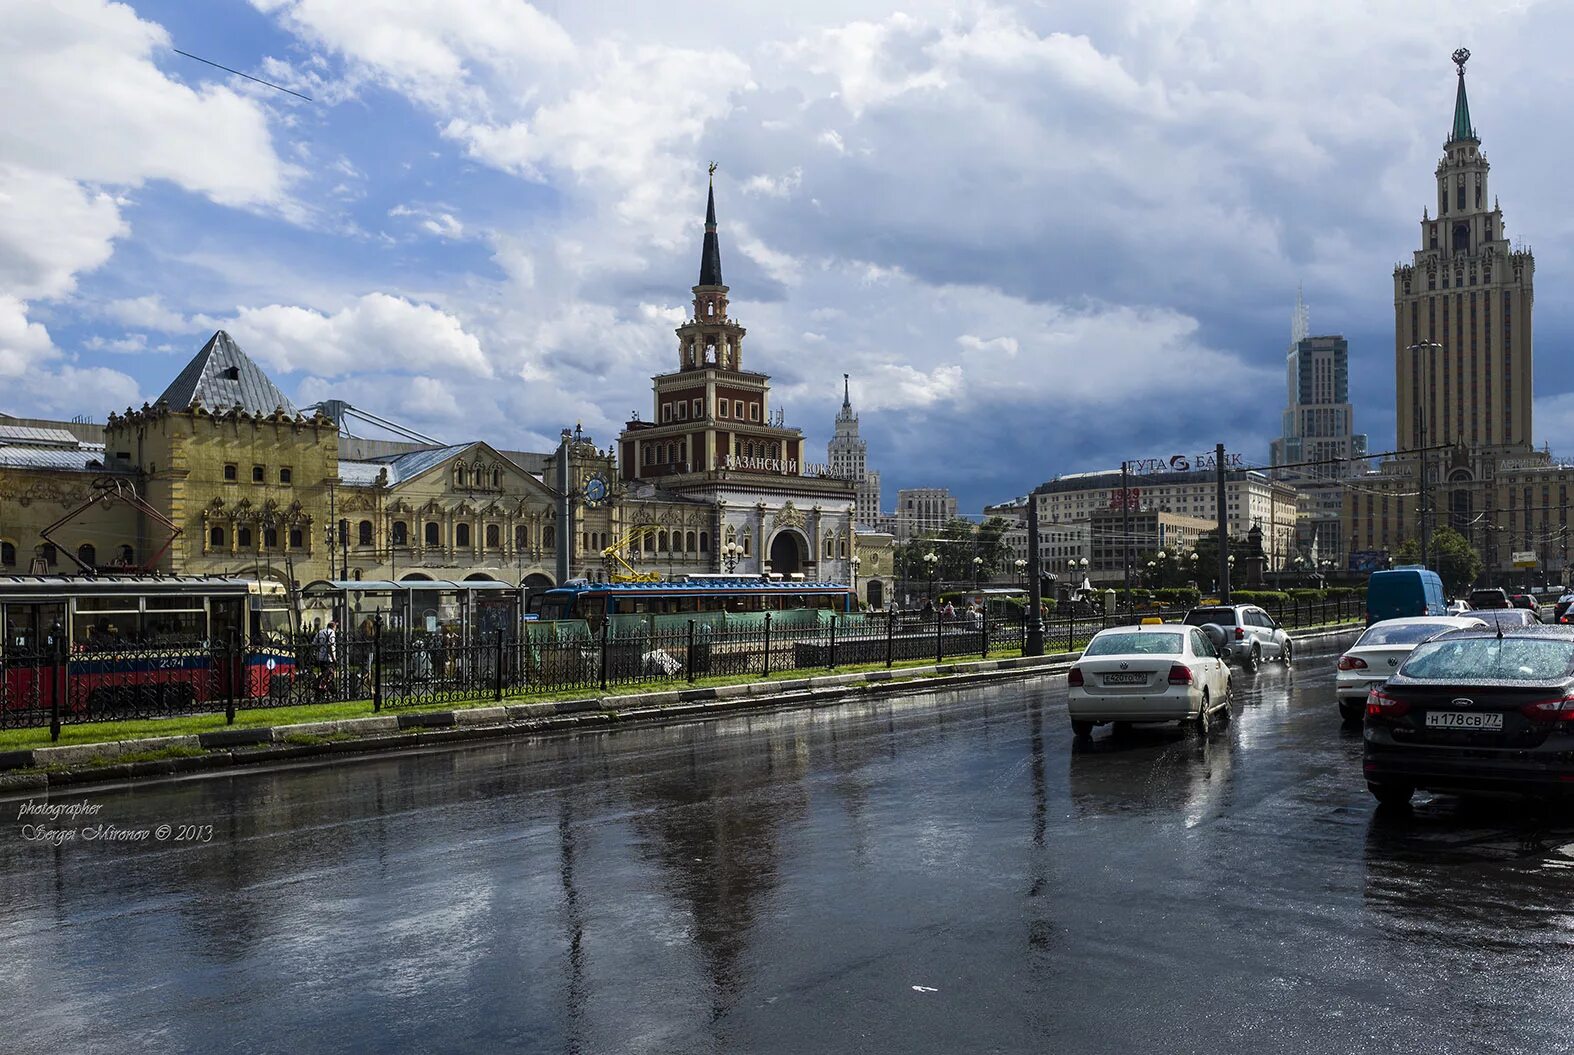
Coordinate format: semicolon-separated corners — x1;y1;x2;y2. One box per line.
299;579;521;646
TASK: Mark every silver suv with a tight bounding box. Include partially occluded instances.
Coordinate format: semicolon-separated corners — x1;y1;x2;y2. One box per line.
1182;604;1292;667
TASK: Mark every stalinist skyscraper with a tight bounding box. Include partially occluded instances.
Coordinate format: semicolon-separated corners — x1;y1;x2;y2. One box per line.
1393;47;1535;456
1348;50;1569;584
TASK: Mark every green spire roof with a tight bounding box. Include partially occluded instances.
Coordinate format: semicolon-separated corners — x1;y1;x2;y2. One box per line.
1449;48;1475;142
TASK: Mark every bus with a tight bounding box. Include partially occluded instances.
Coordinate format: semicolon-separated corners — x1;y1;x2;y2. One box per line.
532;576;855;629
0;575;296;720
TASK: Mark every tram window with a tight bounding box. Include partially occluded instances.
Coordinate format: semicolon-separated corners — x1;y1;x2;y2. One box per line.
5;604;65;653
213;599;245;644
142;610;204;644
74;613;142;648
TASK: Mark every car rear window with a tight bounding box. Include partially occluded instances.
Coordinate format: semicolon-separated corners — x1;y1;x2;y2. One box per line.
1357;621;1460;646
1474;609;1533;628
1183;608;1235;627
1084;632;1183;656
1400;637;1574;681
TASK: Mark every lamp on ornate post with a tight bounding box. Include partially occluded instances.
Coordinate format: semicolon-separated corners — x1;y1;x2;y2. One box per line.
721;540;744;574
850;554;862;597
1014;558;1027;584
972;555;984;587
923;551;939;602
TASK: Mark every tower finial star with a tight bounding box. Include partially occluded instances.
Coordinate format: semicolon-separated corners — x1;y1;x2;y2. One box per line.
1452;47;1470;75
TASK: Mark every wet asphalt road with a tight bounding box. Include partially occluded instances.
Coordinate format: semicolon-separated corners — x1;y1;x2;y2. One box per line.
4;631;1573;1055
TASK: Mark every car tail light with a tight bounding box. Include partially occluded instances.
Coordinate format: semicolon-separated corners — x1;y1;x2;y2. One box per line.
1337;655;1368;671
1234;626;1245;640
1167;664;1193;685
1366;687;1411;718
1520;694;1574;723
1068;667;1084;687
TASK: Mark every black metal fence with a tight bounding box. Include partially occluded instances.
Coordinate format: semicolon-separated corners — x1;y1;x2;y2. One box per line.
0;596;1365;736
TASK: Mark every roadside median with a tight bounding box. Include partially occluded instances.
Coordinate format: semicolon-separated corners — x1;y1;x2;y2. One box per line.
0;622;1363;791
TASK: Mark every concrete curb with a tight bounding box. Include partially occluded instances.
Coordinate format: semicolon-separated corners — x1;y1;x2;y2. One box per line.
0;623;1364;791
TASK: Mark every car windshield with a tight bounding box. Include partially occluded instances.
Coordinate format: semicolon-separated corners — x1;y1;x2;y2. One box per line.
1084;632;1183;656
1183;608;1234;627
1356;621;1459;646
1401;637;1574;681
1473;610;1532;628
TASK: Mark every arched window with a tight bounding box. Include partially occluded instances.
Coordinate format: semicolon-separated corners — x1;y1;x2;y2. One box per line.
456;465;467;487
263;527;278;549
515;525;528;548
699;531;710;553
492;468;500;488
289;528;303;549
209;526;225;549
37;543;57;567
456;523;471;548
486;524;500;549
686;531;696;552
352;568;362;581
839;535;848;558
824;535;835;559
0;541;14;567
118;545;133;565
543;525;556;548
77;543;97;569
425;522;440;547
358;520;373;546
238;527;253;549
644;533;655;553
656;530;667;551
392;521;408;546
742;531;752;557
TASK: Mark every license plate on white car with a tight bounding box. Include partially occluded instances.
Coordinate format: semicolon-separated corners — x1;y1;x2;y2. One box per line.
1102;672;1147;685
1425;711;1503;731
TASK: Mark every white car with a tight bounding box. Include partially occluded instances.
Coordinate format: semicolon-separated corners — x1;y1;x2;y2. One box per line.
1334;615;1486;723
1068;624;1232;738
1446;600;1471;616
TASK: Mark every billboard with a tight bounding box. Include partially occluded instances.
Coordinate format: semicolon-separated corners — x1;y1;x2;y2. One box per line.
1348;550;1387;574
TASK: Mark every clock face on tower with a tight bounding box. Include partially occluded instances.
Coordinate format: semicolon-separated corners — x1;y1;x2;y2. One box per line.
582;473;610;505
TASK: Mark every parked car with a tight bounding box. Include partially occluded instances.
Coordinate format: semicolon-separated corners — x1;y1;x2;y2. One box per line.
1068;624;1231;738
1363;625;1574;805
1181;604;1292;667
1467;587;1512;610
1473;608;1540;631
1334;616;1486;723
1365;566;1447;624
1446;600;1471;616
1552;591;1574;622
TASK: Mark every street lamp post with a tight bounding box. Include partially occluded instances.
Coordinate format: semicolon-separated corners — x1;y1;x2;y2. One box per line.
972;555;984;587
1014;558;1027;585
923;551;939;603
721;541;744;574
850;554;861;598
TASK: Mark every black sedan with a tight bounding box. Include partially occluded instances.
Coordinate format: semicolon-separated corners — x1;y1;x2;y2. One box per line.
1363;625;1574;806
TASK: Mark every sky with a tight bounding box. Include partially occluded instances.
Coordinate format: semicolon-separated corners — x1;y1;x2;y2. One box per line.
5;0;1574;516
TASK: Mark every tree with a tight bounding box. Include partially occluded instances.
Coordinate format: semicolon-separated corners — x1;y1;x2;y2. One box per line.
1391;527;1483;597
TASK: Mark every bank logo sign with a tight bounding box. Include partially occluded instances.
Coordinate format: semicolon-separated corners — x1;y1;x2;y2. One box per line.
1125;452;1246;475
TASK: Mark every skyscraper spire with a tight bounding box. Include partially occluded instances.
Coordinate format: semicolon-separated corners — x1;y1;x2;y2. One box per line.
1449;47;1475;142
843;373;851;408
1291;284;1309;345
699;162;724;287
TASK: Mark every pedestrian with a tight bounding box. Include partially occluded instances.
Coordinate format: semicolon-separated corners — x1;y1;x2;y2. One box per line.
921;598;935;619
313;619;338;693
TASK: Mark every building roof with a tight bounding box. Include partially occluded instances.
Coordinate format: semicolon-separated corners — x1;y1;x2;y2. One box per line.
339;443;474;487
698;178;724;286
157;331;297;416
0;425;81;448
0;441;126;473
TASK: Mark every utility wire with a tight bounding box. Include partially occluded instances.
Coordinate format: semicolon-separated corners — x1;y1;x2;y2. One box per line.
172;49;314;102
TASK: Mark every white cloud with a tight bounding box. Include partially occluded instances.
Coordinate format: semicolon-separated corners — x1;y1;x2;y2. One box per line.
0;166;125;301
104;294;189;332
224;293;493;378
3;0;293;207
741;167;804;198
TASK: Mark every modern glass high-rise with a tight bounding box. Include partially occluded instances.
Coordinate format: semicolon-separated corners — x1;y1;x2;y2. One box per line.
1270;293;1367;560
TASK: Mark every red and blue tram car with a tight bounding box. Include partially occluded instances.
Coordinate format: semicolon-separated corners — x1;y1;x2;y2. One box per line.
0;576;296;716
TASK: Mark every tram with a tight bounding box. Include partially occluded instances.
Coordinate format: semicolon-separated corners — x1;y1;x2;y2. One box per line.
531;575;856;629
0;576;296;716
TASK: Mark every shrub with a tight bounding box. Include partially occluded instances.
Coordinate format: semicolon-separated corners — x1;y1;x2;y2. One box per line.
1232;589;1291;606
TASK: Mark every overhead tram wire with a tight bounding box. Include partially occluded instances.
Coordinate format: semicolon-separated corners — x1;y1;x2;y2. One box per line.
172;49;315;102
